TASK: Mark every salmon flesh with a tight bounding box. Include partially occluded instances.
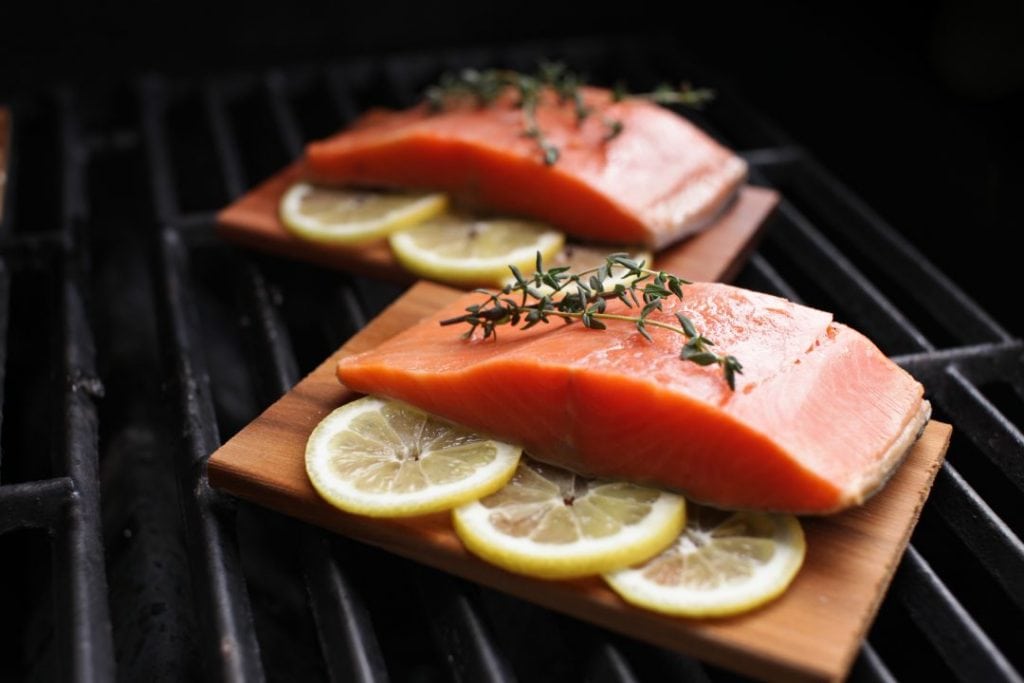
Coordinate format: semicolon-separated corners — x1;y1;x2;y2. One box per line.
336;283;929;514
306;87;747;249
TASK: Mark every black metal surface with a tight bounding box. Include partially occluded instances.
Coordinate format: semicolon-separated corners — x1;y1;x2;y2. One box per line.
0;36;1021;682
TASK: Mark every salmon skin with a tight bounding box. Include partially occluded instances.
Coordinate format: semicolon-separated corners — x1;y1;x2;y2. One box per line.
305;87;747;249
336;284;930;514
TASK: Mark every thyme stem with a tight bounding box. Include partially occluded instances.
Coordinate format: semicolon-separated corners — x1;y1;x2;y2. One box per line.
441;308;683;335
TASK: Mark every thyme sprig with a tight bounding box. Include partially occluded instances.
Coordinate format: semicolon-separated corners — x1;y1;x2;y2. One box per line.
613;81;716;108
439;253;744;390
423;63;714;166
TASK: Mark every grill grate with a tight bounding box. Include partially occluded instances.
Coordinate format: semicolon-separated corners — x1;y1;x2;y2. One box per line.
0;37;1021;682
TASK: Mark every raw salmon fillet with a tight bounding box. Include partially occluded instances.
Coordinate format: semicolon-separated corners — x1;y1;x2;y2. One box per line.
336;283;929;514
306;87;747;249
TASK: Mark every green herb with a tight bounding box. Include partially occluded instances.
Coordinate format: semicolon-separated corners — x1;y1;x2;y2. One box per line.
641;83;715;108
439;253;743;390
423;63;714;166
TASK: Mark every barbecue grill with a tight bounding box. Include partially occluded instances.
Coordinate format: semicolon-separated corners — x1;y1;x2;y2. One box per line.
1;34;1021;683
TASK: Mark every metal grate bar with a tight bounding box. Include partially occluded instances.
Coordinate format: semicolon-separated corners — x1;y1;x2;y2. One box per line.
57;90;88;230
324;65;360;126
681;73;1007;346
741;253;804;304
680;51;802;150
234;78;395;680
587;642;640;683
0;237;71;274
895;546;1021;682
300;532;389;683
154;229;266;682
892;340;1023;385
204;82;248;203
0;260;9;468
262;72;312;160
852;642;898;683
58;265;116;681
310;274;372;350
255;75;384;347
173;210;221;232
416;573;516;682
242;263;301;394
741;146;805;168
239;258;389;682
0;478;74;534
337;277;368;329
155;231;223;459
380;58;423;107
38;90;119;682
265;72;305;162
942;367;1024;490
141;77;269;678
643;648;713;683
139;79;181;223
786;156;1012;344
771;200;934;352
931;462;1024;611
0;105;15;240
257;67;392;353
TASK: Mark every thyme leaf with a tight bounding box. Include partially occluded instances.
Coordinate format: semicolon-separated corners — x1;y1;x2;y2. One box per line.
423;64;713;166
439;252;743;390
641;82;715;108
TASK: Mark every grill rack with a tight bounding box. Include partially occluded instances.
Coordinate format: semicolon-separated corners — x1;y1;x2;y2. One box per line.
0;37;1021;682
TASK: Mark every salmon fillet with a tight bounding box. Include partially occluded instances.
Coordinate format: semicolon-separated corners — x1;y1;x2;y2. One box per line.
335;283;929;514
305;87;747;249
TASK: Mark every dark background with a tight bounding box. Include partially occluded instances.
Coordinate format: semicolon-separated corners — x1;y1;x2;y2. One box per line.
3;1;1023;334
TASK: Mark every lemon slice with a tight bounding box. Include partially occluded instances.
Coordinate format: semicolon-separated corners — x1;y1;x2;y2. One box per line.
452;459;685;579
506;244;654;295
603;505;805;617
280;182;448;245
306;396;521;517
389;215;565;287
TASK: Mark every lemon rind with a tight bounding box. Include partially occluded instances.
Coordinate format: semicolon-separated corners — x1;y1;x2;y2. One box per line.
280;182;448;246
389;222;565;287
452;493;685;579
602;513;806;617
306;397;522;518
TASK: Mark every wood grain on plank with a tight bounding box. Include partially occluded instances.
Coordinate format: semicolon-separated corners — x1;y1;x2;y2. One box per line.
215;160;779;286
208;280;951;683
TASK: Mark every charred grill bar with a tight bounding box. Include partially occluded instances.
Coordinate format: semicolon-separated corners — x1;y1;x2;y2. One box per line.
0;38;1021;682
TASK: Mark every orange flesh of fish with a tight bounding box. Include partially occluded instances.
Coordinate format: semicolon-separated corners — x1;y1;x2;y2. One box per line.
305;87;748;249
335;283;929;514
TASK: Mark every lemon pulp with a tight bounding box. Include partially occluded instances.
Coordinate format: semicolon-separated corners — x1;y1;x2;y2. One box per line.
306;396;521;517
280;182;448;245
603;504;805;617
453;458;685;579
389;214;565;287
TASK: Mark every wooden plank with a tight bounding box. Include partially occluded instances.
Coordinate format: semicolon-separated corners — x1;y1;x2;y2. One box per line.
208;280;951;683
215;159;779;285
